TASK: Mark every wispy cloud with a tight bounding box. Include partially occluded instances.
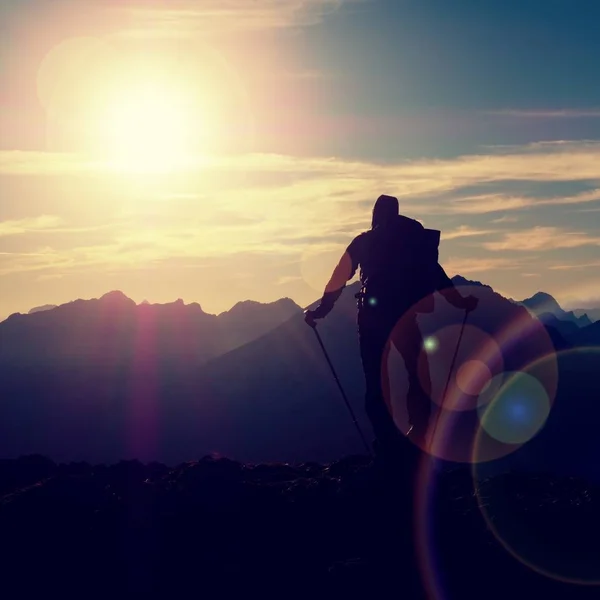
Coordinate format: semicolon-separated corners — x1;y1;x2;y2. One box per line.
484;227;600;251
0;216;63;237
442;226;495;240
4;142;600;217
491;215;519;223
444;257;523;275
36;273;65;282
485;109;600;119
3;140;600;280
276;275;304;285
442;188;600;215
0;152;103;176
108;0;352;36
443;194;532;214
549;260;600;271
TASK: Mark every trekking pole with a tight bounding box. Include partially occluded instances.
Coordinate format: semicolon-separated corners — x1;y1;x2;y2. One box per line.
429;309;469;454
308;324;373;456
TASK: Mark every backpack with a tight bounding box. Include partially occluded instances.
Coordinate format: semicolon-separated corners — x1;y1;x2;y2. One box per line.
360;218;440;313
413;228;440;312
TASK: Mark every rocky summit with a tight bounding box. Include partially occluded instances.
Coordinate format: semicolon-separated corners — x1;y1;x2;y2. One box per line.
2;454;600;599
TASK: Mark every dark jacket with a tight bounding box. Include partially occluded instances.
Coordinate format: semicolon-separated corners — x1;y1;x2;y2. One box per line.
314;215;462;318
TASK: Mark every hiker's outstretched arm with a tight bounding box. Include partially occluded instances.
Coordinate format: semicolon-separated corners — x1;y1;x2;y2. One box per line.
435;264;469;308
311;237;362;319
312;252;354;317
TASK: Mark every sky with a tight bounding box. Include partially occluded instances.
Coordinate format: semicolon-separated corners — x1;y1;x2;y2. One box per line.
1;0;600;319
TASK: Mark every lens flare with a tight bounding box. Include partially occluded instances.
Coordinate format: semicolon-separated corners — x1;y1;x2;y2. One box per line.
37;36;254;162
381;283;558;463
424;336;439;353
420;323;503;412
478;372;550;445
456;360;492;396
473;347;600;586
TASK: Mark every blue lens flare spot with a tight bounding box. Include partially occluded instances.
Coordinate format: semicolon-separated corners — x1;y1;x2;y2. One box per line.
478;373;550;445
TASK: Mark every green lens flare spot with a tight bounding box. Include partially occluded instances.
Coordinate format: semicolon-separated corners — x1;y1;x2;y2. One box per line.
423;336;438;353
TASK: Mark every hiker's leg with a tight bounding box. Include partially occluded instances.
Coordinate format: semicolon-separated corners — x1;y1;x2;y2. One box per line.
391;314;432;448
358;310;402;453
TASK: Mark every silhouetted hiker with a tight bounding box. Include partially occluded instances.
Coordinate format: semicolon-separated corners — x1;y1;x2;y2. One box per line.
305;194;478;461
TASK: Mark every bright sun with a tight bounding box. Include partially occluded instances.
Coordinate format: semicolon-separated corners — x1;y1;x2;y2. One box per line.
100;82;194;171
36;37;232;172
37;36;252;171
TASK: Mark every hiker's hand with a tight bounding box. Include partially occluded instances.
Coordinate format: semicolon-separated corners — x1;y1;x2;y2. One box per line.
304;310;320;328
461;295;479;313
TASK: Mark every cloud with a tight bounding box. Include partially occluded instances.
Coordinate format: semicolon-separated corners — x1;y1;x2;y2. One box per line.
549;260;600;271
37;273;65;281
483;227;600;251
441;188;600;215
442;226;495;240
0;216;63;237
541;189;600;206
491;215;519;223
4;142;600;217
485;109;600;119
3;140;600;279
442;194;533;214
276;275;304;285
106;0;352;36
444;257;523;275
0;152;104;175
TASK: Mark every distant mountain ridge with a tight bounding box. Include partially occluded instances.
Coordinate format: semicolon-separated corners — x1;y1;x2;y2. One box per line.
28;304;58;314
0;277;599;469
573;307;600;323
6;283;600;326
0;291;302;367
450;275;493;290
519;291;593;327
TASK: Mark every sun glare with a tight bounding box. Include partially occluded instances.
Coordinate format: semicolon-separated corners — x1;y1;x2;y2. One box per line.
37;36;253;172
100;83;195;171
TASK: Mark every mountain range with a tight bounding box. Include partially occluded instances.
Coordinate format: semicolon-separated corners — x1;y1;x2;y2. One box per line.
1;291;301;367
573;307;600;323
0;278;599;477
519;291;593;328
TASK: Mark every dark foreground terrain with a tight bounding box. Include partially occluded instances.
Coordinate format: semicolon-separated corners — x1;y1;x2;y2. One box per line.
2;453;600;599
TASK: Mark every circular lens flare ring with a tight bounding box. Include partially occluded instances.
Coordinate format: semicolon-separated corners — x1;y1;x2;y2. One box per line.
420;323;504;412
473;348;600;586
381;283;559;463
477;371;551;445
456;360;492;397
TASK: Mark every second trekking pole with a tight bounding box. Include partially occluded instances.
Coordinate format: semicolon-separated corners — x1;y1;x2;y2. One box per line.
309;324;373;456
429;308;470;453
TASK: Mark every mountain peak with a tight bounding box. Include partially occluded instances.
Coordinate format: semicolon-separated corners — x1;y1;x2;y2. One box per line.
451;275;492;289
521;291;562;313
28;304;58;315
530;291;557;303
223;297;301;318
100;290;133;303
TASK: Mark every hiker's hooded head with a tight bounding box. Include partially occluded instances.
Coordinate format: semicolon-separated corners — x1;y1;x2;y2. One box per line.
371;194;399;228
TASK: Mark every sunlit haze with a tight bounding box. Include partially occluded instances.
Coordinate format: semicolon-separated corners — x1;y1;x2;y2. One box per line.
1;0;600;320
